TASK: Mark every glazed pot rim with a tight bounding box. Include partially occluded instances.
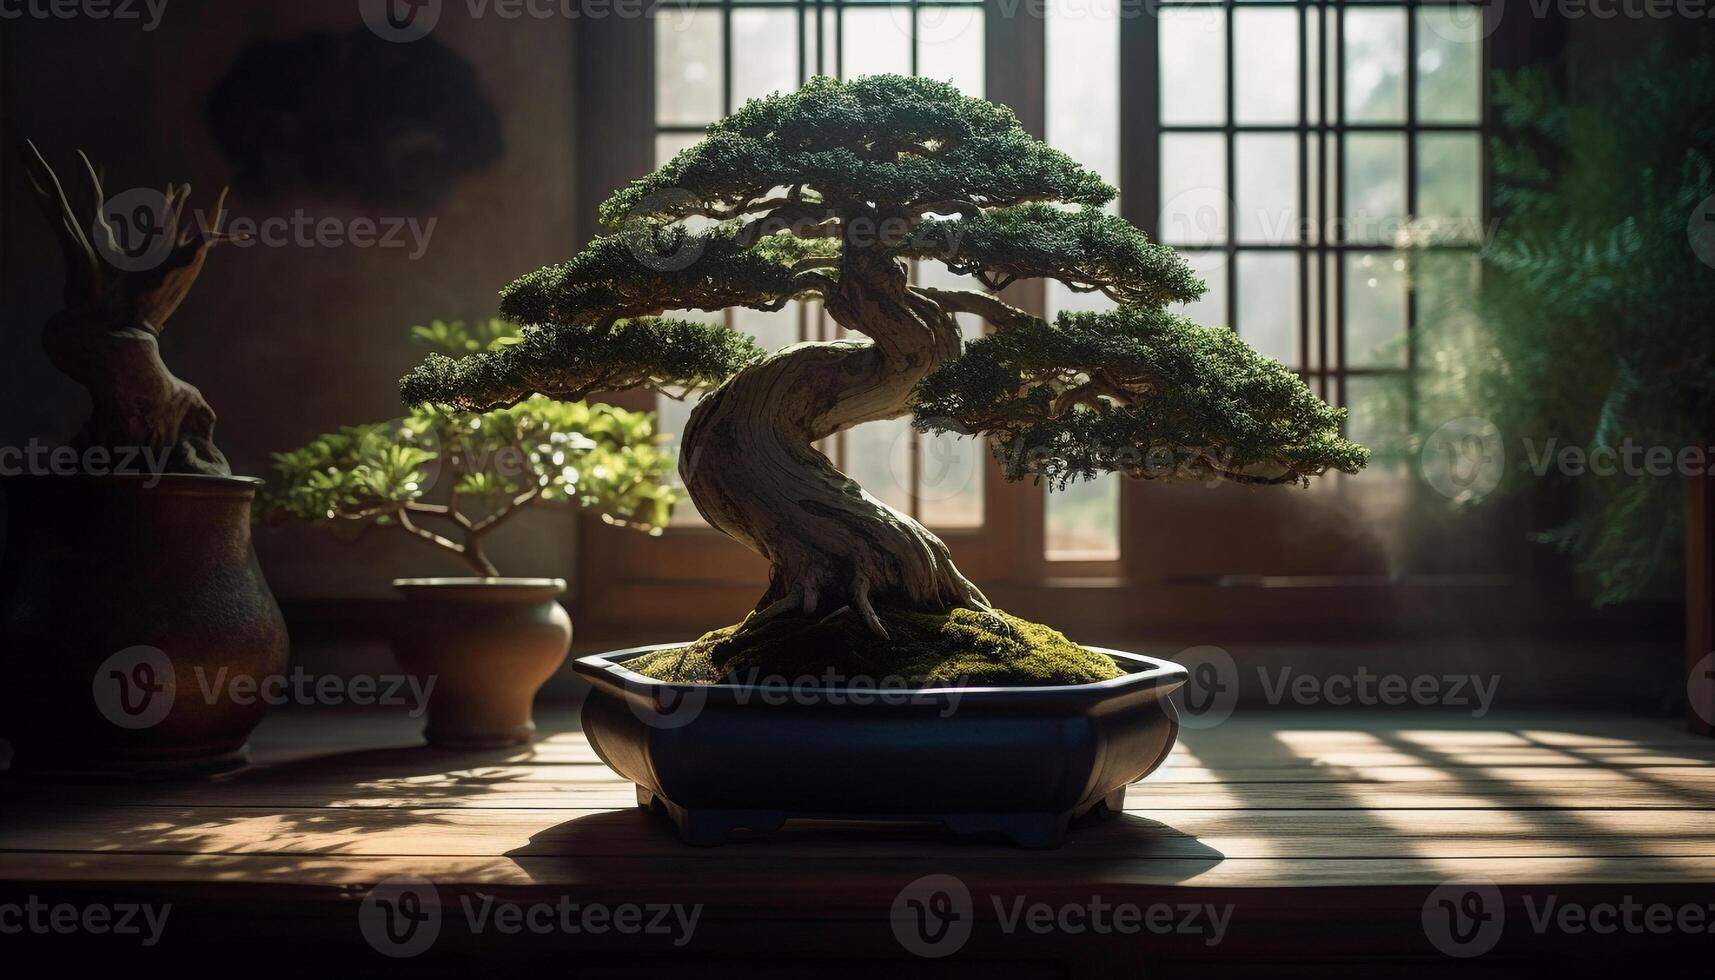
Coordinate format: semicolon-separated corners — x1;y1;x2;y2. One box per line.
576;642;1189;703
394;576;569;593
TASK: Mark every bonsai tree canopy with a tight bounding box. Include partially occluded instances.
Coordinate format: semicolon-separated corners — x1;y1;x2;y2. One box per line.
402;76;1366;670
20;142;236;476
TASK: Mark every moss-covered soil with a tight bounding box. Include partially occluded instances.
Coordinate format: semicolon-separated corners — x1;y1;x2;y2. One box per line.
626;606;1123;687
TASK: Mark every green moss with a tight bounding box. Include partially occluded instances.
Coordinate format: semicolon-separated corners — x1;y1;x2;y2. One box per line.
627;607;1123;687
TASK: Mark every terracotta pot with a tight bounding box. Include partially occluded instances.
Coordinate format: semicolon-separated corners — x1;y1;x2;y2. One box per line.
391;578;572;748
0;474;289;779
577;645;1187;848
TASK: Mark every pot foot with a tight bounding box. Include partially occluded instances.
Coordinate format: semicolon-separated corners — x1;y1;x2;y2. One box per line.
942;811;1072;849
1090;787;1127;819
648;796;788;846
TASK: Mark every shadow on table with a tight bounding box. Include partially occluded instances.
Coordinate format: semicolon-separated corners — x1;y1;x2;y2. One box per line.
506;804;1227;885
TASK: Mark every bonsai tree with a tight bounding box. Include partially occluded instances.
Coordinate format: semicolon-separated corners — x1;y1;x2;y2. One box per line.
19;142;235;475
401;76;1365;675
263;319;677;576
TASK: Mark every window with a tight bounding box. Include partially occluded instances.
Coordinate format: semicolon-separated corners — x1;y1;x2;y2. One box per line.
1044;0;1123;561
652;1;987;529
580;1;1488;629
1152;1;1486;468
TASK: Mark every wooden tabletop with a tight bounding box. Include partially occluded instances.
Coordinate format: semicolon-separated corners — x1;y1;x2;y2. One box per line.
3;707;1713;975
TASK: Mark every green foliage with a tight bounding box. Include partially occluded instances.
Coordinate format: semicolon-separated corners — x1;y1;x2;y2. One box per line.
1400;40;1715;604
400;317;766;412
409;318;522;356
627;606;1122;686
263;421;440;525
261;397;677;534
497;229;831;327
264;319;680;575
600;75;1113;228
915;305;1368;488
897;203;1206;306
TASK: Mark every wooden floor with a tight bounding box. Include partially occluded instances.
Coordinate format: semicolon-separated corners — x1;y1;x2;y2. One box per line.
3;707;1713;975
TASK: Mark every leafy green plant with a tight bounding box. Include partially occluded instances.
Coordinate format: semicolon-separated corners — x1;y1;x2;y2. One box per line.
260;320;676;576
1400;40;1715;604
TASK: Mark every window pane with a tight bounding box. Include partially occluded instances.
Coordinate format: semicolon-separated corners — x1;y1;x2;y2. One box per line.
841;8;912;78
1048;0;1118;185
1237;251;1298;367
1344;251;1408;368
1175;249;1229;328
915;260;985;528
918;431;985;528
804;6;835;77
732;303;799;355
1416;133;1482;237
1161;134;1228;246
1416;7;1482;124
1236;133;1298;245
1235;8;1299;124
1160;7;1226;126
919;6;984;97
1305;7;1320;125
1343;7;1406;123
656;392;707;525
1046;477;1121;562
843;418;916;516
1047;0;1123;561
655;132;700;168
656;12;722;126
731;9;798;105
1344;374;1410;475
1343;132;1406;243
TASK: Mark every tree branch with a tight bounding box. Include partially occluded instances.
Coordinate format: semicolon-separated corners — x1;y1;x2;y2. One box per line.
736;203;844;245
912;286;1040;332
396;508;497;576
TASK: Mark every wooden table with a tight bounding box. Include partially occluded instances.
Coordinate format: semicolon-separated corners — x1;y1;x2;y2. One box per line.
3;707;1713;976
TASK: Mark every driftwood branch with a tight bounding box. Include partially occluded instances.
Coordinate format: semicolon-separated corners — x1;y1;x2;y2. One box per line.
19;142;238;476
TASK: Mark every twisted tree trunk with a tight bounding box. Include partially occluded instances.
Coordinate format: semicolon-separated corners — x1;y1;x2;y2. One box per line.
679;247;987;637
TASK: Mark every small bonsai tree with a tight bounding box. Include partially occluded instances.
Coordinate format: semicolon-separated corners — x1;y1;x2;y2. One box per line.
401;76;1365;672
20;142;235;476
263;319;676;576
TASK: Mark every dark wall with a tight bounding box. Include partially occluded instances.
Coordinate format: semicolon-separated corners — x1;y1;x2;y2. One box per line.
1;0;582;598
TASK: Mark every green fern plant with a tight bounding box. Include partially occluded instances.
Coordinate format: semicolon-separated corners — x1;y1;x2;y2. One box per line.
1402;40;1715;604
